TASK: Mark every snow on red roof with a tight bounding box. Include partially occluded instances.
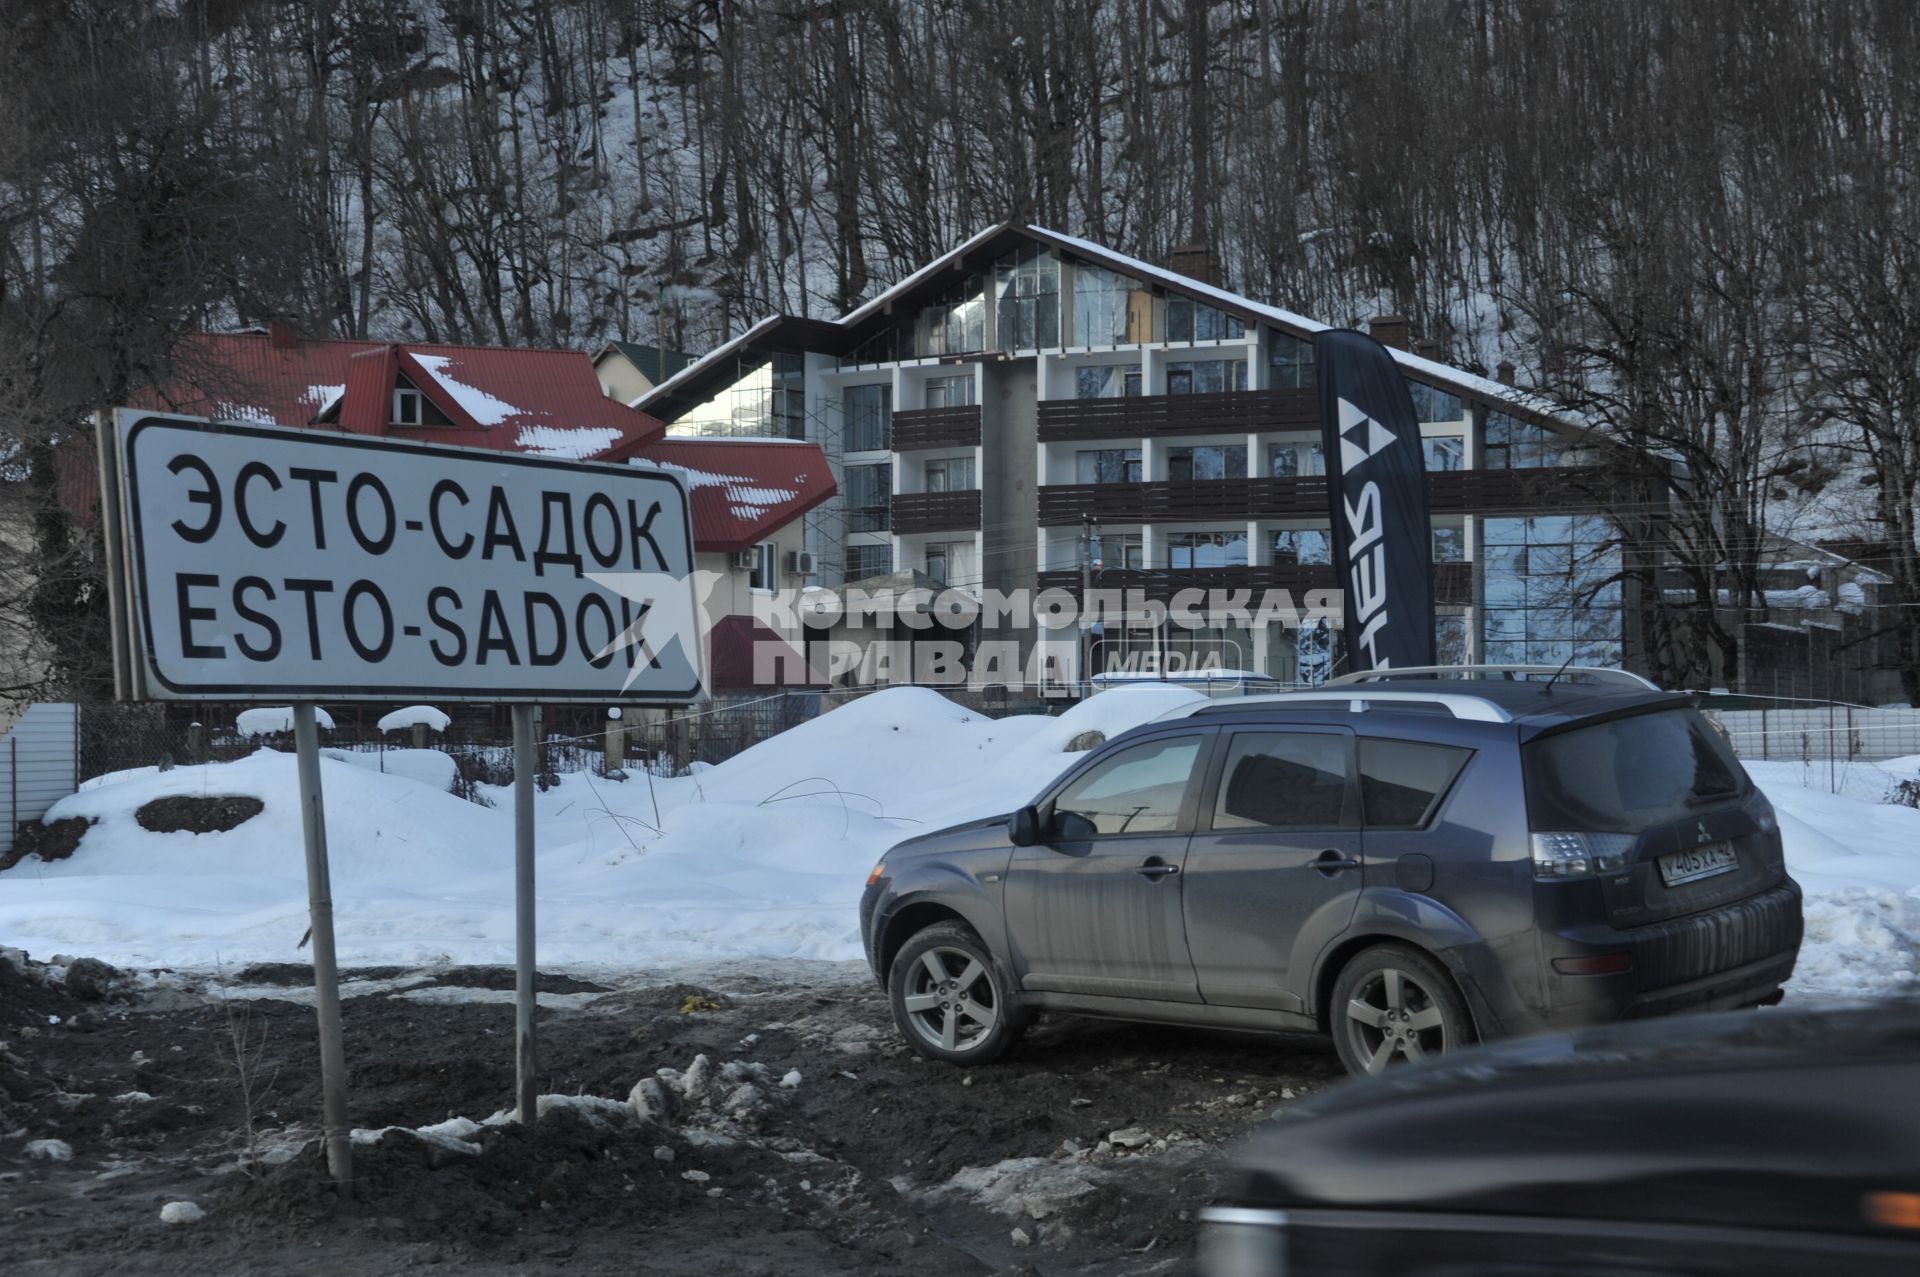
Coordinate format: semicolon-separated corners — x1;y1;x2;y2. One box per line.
621;436;838;553
131;331;665;459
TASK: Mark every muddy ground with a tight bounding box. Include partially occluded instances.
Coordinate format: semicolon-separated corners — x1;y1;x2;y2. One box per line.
2;950;1345;1276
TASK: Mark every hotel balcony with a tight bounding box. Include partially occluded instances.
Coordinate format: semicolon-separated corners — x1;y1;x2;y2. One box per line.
892;490;982;535
1036;389;1319;443
1036;467;1611;526
1036;561;1473;606
891;405;982;452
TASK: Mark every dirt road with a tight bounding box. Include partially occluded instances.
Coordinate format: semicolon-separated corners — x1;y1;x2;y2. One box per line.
3;951;1345;1275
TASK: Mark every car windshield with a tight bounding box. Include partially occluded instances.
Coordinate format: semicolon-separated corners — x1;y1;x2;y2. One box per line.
1524;707;1749;834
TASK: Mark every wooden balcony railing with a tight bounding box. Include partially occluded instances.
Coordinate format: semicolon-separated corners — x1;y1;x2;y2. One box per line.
1036;560;1472;606
1037;389;1319;442
892;490;982;535
892;405;982;451
1037;467;1611;525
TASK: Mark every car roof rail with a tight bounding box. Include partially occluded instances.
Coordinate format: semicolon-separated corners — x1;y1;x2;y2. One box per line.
1328;664;1662;691
1169;690;1514;723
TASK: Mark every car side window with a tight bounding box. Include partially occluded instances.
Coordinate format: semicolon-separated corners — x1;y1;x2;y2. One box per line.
1051;735;1203;838
1359;738;1471;829
1212;732;1354;831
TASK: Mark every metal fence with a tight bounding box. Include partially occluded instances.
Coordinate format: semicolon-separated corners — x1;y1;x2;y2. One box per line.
0;704;79;859
1705;705;1920;764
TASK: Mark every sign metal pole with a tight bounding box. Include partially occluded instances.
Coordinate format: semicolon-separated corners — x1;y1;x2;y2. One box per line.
293;700;352;1186
512;702;538;1125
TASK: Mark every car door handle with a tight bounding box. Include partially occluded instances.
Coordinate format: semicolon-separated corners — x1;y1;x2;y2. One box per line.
1313;851;1362;876
1136;859;1180;881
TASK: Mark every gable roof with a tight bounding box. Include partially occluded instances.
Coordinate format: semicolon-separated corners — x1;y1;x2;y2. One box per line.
616;436;837;553
136;331;666;460
600;340;695;385
635;222;1567;426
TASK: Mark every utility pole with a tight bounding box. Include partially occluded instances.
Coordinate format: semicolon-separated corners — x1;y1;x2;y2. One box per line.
1079;513;1100;697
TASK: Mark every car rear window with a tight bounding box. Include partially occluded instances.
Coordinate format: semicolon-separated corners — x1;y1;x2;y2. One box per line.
1359;739;1471;829
1524;707;1749;834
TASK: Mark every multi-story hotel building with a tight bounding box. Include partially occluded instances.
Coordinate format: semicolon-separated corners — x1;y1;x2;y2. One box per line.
629;224;1870;689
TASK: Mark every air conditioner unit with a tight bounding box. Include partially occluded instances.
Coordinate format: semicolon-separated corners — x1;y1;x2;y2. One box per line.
788;550;818;576
730;549;758;572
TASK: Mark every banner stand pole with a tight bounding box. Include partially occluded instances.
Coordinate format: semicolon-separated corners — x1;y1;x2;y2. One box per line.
512;703;539;1125
293;701;352;1188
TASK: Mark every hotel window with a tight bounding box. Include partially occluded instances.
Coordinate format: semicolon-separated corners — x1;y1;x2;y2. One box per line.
924;456;975;491
1093;532;1144;570
995;244;1060;350
1407;380;1464;424
1481;515;1622;666
1166;531;1249;568
1485;412;1590;469
1423;436;1465;471
1076;364;1142;399
846;463;892;533
925;541;974;587
1167;444;1248;480
1076;448;1142;483
1166;299;1245;342
914;281;986;357
924;374;974;409
845;383;891;452
1271;528;1332;565
1432;523;1466;563
845;543;893;582
1269;331;1316;388
1166;358;1247;395
1268;442;1326;477
1072;265;1147;346
748;542;777;592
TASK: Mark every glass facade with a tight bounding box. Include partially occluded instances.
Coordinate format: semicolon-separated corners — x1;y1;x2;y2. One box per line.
1408;380;1464;423
673;352;806;439
925;540;977;588
1092;532;1144;570
1072;265;1148;346
1166;298;1245;342
845;543;893;582
1482;515;1622;665
995;244;1059;350
923;456;975;491
845;383;890;452
1269;331;1316;389
1423;436;1465;471
1268;441;1326;476
913;280;986;357
1271;528;1332;565
1485;412;1591;468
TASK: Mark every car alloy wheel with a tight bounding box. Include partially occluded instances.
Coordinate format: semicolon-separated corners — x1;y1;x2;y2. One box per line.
1339;959;1461;1075
901;945;1001;1054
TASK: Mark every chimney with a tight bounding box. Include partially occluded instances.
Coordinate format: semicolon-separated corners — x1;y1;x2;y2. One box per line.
1414;337;1442;360
268;319;298;350
1496;359;1516;386
1168;243;1216;287
1368;314;1410;351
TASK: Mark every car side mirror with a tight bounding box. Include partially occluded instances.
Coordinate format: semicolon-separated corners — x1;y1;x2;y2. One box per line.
1008;805;1041;847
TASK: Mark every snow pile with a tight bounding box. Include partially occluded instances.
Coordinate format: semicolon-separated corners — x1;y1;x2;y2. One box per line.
159;1201;205;1225
236;707;333;737
0;688;1199;970
323;747;458;792
515;425;623;459
377;706;450;734
25;1138;73;1161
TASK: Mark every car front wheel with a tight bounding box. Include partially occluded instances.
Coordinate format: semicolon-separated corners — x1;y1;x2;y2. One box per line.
887;921;1024;1064
1331;944;1474;1076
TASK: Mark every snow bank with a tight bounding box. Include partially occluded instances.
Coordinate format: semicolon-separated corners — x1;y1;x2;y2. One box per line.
236;707;333;736
377;706;450;734
0;688;1199;971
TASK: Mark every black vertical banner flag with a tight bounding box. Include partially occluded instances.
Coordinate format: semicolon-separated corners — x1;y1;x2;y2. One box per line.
1313;329;1436;671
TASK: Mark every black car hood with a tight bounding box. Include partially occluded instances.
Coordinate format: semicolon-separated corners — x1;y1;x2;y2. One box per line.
1219;1002;1920;1236
883;812;1012;858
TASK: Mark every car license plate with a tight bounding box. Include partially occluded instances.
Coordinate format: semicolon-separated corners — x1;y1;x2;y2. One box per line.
1659;843;1738;887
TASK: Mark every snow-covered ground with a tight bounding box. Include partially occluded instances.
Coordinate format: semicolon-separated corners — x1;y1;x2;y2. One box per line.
2;686;1915;1003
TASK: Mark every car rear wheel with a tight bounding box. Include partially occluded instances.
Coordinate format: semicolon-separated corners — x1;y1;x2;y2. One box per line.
1331;944;1473;1076
887;921;1024;1065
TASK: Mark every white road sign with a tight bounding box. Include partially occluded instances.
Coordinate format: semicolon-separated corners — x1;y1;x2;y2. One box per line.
111;412;706;703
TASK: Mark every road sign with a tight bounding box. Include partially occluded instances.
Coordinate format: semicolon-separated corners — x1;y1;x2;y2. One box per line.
109;411;706;703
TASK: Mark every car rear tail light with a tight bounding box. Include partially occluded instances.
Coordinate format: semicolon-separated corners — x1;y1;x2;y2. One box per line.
1746;789;1779;835
1531;832;1636;880
1552;952;1634;975
1865;1191;1920;1230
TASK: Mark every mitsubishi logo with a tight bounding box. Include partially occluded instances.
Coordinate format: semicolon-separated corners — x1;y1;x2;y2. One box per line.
1695;820;1712;845
1337;397;1398;474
